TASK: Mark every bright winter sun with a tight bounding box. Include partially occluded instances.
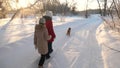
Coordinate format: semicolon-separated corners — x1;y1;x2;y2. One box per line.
19;0;35;8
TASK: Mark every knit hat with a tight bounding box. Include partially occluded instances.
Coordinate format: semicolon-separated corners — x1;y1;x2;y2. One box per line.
39;18;45;24
45;10;53;17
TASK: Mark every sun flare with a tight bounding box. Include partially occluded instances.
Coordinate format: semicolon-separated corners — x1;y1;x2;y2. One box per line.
18;0;28;8
10;0;35;9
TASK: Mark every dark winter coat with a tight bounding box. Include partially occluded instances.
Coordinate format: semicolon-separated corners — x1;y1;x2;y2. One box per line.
43;16;56;42
34;24;50;54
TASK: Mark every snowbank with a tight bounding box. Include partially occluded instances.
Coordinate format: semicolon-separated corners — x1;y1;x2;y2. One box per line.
96;22;120;68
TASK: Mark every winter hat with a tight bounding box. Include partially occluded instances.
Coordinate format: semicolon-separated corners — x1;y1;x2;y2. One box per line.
39;18;45;24
45;10;53;17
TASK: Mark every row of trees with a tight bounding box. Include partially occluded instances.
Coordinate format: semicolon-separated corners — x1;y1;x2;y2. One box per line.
0;0;120;25
0;0;77;19
101;0;120;32
84;0;120;33
99;0;120;53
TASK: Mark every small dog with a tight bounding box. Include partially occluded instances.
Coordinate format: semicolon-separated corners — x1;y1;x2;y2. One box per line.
66;27;71;36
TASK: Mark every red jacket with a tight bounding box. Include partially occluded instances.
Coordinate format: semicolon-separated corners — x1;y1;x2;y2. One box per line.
45;20;56;42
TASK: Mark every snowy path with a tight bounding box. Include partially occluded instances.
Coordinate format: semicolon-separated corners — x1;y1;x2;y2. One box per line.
45;15;104;68
0;15;104;68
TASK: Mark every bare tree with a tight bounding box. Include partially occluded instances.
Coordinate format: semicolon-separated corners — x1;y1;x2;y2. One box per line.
0;0;12;18
97;0;103;16
85;0;89;18
69;0;77;15
41;0;73;15
42;0;61;14
113;0;120;18
103;0;107;16
1;0;41;27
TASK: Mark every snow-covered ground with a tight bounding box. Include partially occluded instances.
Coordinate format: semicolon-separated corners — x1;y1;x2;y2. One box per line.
0;15;120;68
96;22;120;68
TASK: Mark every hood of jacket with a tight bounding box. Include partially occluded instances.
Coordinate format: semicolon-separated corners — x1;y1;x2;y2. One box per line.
35;24;45;31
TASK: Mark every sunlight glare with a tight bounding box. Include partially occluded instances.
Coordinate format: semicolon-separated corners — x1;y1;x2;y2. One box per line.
18;0;27;8
18;0;35;8
11;0;35;9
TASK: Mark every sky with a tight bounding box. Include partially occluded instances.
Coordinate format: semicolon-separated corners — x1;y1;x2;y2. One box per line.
60;0;113;11
10;0;113;11
10;0;35;9
10;0;100;11
60;0;100;11
18;0;35;7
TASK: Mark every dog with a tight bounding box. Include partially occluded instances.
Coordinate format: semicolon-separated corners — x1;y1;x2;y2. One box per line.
66;27;71;36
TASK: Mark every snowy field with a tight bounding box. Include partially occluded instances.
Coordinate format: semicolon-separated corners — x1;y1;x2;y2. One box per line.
0;15;120;68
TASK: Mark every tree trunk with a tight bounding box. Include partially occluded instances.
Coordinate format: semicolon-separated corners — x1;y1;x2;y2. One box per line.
103;0;107;16
85;0;88;18
97;0;102;16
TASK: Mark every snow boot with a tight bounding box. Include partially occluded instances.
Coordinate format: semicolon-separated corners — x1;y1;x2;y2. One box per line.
46;55;50;59
39;65;43;68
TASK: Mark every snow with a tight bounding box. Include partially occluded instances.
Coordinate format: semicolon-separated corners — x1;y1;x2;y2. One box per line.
96;22;120;68
0;15;120;68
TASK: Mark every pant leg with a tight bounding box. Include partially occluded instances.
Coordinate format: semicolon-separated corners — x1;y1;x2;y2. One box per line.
48;42;53;53
45;42;52;59
39;54;46;66
46;52;50;59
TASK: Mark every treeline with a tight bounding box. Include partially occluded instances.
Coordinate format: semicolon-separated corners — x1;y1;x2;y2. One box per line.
0;0;77;18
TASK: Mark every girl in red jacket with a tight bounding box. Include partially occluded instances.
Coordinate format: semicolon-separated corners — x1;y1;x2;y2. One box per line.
43;15;56;59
